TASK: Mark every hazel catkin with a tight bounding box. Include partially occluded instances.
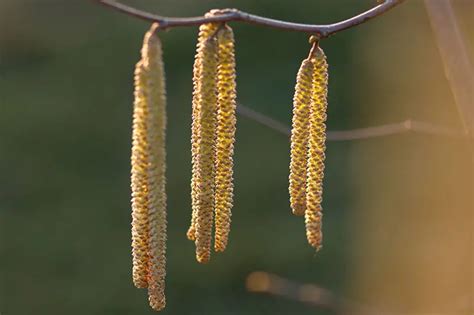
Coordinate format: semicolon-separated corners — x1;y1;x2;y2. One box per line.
191;22;220;264
289;58;313;216
131;23;168;311
187;23;220;243
131;59;151;289
214;24;237;252
305;45;328;250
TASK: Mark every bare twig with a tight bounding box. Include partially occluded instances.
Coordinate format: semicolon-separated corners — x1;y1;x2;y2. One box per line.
246;271;386;315
237;103;468;141
97;0;405;37
424;0;474;136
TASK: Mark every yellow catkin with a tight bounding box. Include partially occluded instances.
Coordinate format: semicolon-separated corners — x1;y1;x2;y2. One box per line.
289;58;313;216
187;41;203;242
192;22;219;263
131;23;168;311
131;60;151;289
187;22;220;244
305;45;328;250
214;24;236;252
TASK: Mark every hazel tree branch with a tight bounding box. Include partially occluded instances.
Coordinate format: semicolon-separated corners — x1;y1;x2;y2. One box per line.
97;0;405;37
97;0;468;142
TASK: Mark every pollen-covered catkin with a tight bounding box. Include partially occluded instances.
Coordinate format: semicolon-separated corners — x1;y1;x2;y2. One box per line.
131;23;168;311
187;45;203;242
131;59;151;289
305;45;328;250
192;22;219;263
187;23;220;243
214;24;236;252
289;58;313;216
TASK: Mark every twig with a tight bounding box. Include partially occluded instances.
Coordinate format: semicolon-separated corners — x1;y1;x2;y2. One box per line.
423;0;474;136
246;271;387;315
96;0;405;37
237;103;468;141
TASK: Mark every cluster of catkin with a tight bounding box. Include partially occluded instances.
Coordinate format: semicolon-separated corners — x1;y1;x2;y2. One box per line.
289;37;329;250
130;23;168;311
128;19;328;312
187;19;237;264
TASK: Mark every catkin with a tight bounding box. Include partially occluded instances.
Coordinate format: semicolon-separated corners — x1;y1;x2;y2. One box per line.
191;22;219;263
131;23;168;311
131;60;151;289
214;25;236;252
289;58;313;216
187;23;220;243
305;45;328;250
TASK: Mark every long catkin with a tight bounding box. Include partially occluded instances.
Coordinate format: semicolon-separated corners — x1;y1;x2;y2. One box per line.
305;45;328;250
131;23;168;311
289;58;313;216
131;59;151;289
187;23;220;243
192;23;219;263
214;25;236;252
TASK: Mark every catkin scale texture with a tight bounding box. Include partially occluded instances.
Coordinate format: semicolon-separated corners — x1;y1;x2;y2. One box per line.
188;23;220;243
131;61;151;289
193;23;219;263
131;23;168;311
305;46;328;250
289;59;313;216
214;25;236;252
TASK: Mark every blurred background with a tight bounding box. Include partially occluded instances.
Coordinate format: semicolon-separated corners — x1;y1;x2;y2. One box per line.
1;0;473;314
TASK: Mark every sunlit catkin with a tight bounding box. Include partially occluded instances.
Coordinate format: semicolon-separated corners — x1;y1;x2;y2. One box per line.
131;23;168;311
131;60;151;289
305;44;328;250
214;24;236;252
289;58;313;216
191;22;219;263
187;23;220;243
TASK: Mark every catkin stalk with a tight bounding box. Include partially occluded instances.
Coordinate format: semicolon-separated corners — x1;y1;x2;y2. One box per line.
214;25;237;252
131;23;168;311
305;45;328;250
289;58;313;216
192;23;219;263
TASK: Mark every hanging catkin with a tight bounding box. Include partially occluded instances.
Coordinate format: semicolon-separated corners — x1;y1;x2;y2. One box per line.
131;23;168;311
305;41;328;250
214;24;236;252
289;58;313;216
187;23;220;243
190;22;220;263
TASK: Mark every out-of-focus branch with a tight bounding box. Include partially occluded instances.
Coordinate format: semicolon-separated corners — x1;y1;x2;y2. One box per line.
96;0;405;37
423;0;474;136
246;271;386;315
237;103;468;141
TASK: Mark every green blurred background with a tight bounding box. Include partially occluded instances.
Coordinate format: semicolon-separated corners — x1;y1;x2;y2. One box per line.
1;1;473;314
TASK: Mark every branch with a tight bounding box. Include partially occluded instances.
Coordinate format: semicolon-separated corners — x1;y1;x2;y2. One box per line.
237;103;468;141
97;0;405;37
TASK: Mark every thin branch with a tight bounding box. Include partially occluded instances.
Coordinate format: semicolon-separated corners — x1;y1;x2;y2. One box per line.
237;103;468;141
424;0;474;136
97;0;405;37
246;271;389;315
